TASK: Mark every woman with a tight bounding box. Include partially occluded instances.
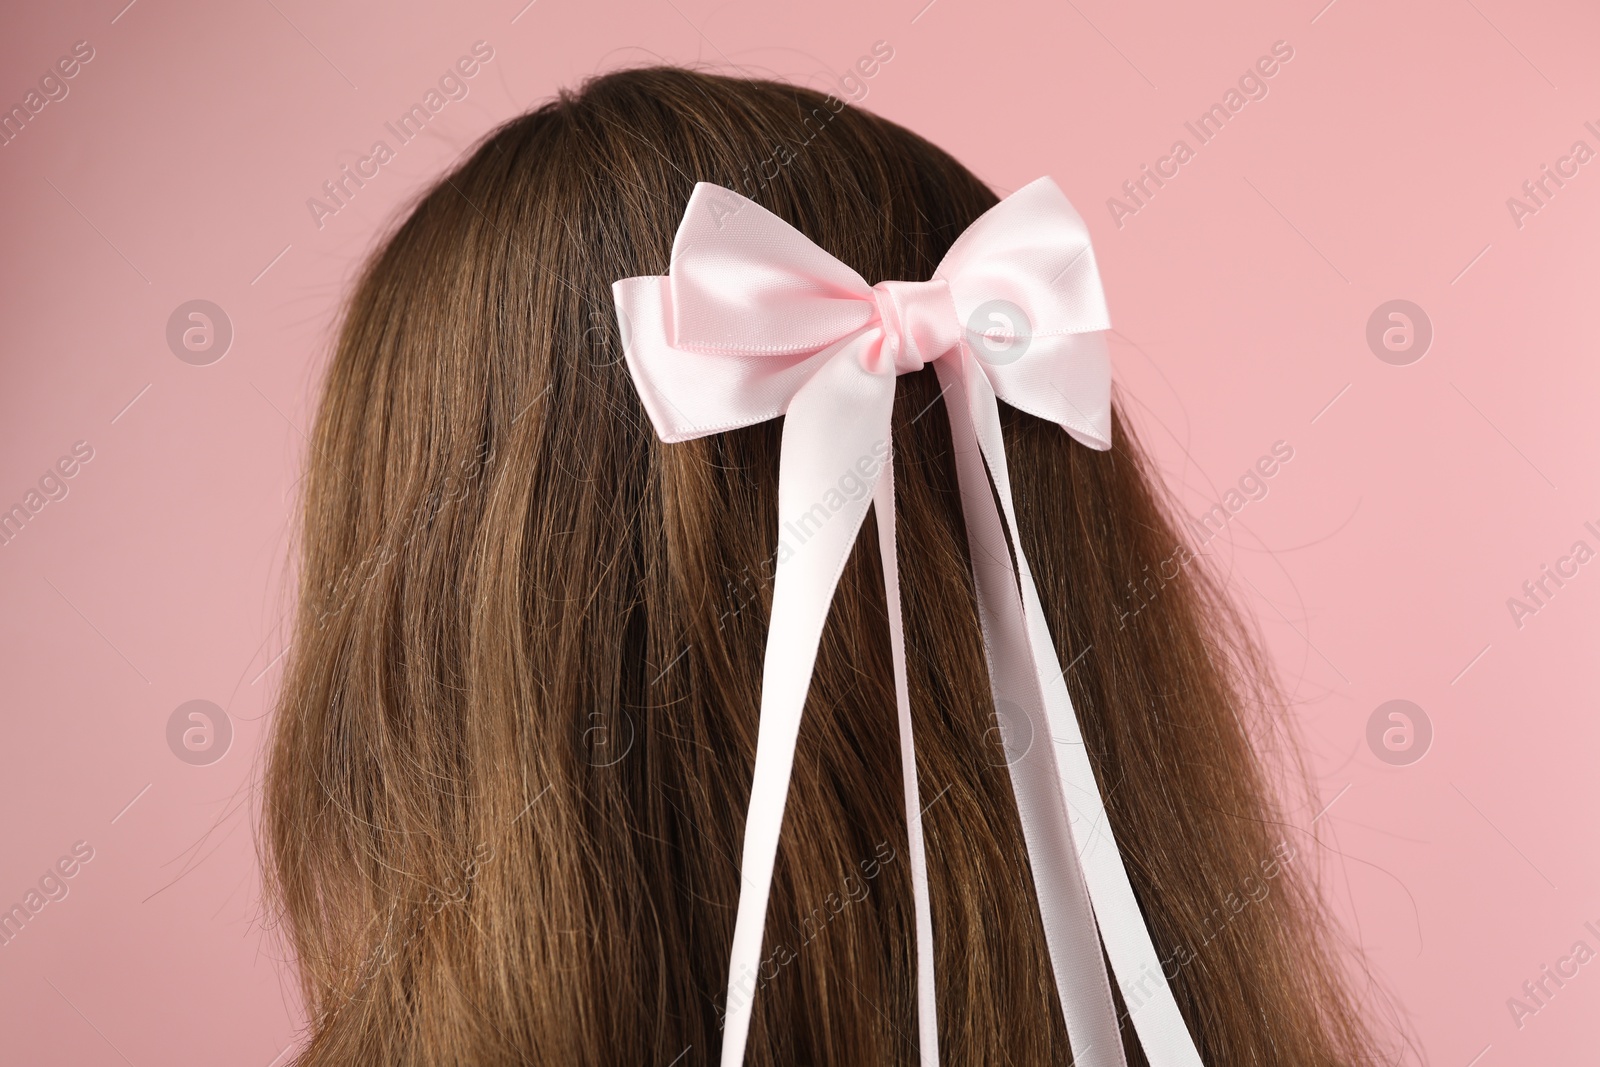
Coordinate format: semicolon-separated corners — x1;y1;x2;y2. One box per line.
264;66;1393;1065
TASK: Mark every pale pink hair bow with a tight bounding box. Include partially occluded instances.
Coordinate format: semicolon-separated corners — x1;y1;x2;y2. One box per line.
613;178;1203;1067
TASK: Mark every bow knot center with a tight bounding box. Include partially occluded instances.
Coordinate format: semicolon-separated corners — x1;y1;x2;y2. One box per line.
865;279;962;376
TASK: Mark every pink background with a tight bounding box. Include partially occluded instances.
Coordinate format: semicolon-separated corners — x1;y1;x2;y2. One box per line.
1;0;1596;1063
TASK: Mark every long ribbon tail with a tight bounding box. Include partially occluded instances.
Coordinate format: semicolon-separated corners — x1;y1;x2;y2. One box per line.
873;442;940;1066
959;357;1206;1067
718;345;898;1067
933;360;1128;1067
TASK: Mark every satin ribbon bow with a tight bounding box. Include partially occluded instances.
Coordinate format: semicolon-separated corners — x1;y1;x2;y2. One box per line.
613;177;1203;1067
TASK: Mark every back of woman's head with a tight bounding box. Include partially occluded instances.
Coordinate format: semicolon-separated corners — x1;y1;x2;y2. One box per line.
264;65;1387;1065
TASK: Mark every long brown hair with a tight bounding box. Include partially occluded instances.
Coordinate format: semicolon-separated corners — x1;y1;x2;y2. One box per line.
264;66;1390;1065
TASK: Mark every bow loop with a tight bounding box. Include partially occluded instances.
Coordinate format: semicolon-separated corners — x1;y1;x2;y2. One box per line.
936;177;1111;337
669;183;876;355
935;178;1115;451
